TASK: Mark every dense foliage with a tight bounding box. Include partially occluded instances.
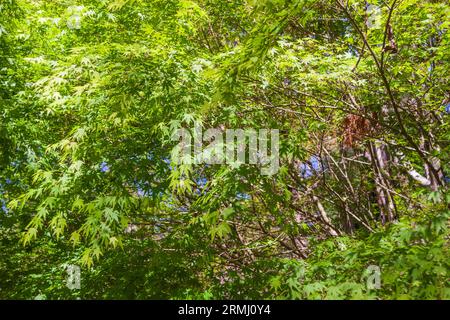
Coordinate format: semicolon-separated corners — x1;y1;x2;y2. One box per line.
0;0;449;299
